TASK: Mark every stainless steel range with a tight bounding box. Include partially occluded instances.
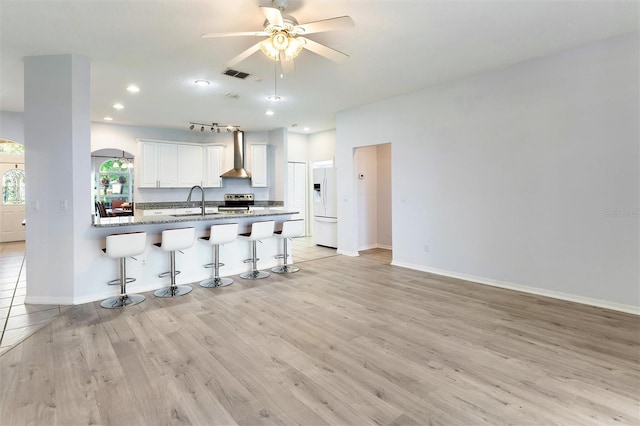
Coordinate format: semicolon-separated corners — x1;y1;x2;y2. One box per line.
219;193;254;212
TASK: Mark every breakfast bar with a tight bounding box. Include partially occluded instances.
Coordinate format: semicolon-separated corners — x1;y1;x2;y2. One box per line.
84;208;298;305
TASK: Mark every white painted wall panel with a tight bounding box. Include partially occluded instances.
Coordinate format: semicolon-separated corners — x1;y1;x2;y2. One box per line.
337;34;639;310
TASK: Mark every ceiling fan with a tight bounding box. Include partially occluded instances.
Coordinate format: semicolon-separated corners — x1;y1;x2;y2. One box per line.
201;0;354;73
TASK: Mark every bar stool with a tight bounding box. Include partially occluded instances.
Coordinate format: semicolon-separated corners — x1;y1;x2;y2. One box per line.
100;231;146;309
239;220;275;280
272;219;305;274
199;223;239;288
154;227;195;298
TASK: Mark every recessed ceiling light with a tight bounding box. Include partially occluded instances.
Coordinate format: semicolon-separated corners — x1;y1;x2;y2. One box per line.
265;110;275;116
104;116;113;121
113;103;124;110
304;127;310;131
194;80;210;87
126;85;140;93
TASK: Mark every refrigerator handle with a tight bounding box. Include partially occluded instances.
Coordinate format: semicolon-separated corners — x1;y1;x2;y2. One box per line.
323;174;327;210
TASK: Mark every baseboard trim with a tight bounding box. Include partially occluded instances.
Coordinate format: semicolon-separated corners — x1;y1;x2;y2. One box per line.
391;261;640;315
337;250;359;257
24;296;74;306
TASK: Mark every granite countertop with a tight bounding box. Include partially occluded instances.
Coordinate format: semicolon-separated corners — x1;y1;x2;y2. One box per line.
135;200;283;210
92;208;297;227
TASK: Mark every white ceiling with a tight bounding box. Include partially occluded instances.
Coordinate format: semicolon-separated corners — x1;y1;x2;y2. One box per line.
1;0;637;133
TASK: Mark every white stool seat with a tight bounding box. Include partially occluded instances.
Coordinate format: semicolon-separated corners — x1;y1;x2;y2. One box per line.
272;219;304;274
239;220;275;280
104;231;146;259
100;231;146;309
199;223;239;288
154;227;195;298
157;227;196;252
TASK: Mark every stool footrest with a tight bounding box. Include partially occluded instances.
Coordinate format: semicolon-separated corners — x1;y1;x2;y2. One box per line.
158;270;181;278
204;262;224;269
107;277;136;286
243;258;259;264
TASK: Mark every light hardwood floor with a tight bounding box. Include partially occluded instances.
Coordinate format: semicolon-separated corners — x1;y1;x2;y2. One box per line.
1;249;638;425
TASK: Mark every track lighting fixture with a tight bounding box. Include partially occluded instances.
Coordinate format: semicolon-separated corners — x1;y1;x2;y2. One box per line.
188;122;240;133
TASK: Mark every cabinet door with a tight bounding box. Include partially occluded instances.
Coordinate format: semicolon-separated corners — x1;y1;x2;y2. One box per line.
203;146;224;188
157;143;178;187
250;144;268;187
139;142;159;187
177;144;203;187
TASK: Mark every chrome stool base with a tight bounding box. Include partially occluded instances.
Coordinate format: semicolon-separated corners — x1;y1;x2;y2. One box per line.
100;293;145;309
240;270;270;280
200;277;234;288
271;264;300;274
154;285;193;298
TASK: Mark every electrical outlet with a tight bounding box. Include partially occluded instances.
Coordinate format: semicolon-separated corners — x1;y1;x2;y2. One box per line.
424;244;430;253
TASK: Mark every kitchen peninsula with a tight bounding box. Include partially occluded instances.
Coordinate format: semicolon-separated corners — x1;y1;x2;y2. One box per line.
82;207;298;306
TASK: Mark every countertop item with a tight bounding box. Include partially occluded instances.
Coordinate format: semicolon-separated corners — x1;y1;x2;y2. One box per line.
92;208;296;227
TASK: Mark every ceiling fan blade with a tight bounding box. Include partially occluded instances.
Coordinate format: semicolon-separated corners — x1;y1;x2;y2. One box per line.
260;6;284;27
225;42;262;68
299;37;349;63
201;31;268;39
295;16;354;35
279;51;295;74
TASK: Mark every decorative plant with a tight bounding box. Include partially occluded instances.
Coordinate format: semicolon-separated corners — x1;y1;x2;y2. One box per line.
118;175;127;184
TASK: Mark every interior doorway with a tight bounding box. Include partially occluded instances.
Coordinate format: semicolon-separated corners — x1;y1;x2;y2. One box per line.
0;141;26;242
354;143;392;259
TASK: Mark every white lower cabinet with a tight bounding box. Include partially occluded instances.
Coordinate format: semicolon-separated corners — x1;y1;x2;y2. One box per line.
142;208;176;216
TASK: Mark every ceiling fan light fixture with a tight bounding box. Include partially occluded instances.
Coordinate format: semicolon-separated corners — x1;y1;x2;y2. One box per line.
284;36;304;60
259;38;280;61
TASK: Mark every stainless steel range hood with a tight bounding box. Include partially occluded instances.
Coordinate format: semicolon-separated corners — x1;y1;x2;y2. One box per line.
220;130;252;179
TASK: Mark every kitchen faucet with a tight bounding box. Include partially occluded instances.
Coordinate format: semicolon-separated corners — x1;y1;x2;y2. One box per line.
186;185;205;216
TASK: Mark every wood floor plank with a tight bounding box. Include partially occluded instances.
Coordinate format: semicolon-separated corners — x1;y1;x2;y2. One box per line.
1;252;638;425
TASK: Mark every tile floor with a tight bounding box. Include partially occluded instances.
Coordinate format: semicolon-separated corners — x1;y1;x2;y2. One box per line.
0;241;72;356
0;237;341;356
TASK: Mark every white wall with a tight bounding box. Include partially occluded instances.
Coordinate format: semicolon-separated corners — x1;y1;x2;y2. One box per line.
337;34;639;312
0;111;24;143
287;132;309;162
376;144;392;249
355;145;378;250
309;130;336;164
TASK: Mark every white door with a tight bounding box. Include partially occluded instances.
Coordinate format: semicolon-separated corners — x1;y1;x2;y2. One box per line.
287;162;307;235
1;162;26;242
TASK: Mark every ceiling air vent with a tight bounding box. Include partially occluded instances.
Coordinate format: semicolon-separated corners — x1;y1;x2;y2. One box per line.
223;69;250;79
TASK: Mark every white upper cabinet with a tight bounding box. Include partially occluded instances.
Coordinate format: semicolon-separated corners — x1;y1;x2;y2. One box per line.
250;144;268;187
139;141;178;188
203;145;224;188
177;144;203;187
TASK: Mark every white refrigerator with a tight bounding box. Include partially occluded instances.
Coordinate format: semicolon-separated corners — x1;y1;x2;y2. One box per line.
313;167;338;248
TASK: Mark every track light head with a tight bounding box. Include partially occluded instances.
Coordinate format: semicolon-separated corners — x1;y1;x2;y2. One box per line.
200;126;204;132
189;124;194;130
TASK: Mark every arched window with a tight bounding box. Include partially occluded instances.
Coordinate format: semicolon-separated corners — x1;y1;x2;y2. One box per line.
0;141;25;155
2;168;26;205
96;159;134;208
